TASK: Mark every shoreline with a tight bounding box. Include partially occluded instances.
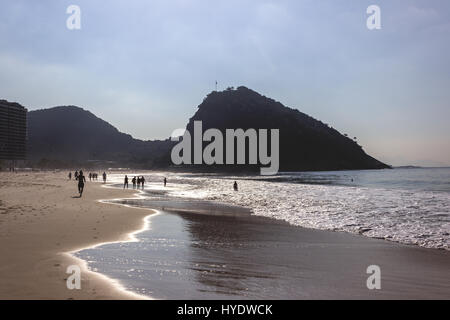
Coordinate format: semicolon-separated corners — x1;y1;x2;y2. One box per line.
79;202;450;299
0;171;155;299
66;185;160;300
78;181;450;299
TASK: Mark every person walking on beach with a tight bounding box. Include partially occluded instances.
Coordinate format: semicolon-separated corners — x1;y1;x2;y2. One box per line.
102;172;107;184
137;176;141;188
77;170;86;197
132;176;136;189
141;176;146;189
75;171;79;180
233;181;238;191
164;177;167;187
89;173;92;181
124;175;129;189
68;172;72;180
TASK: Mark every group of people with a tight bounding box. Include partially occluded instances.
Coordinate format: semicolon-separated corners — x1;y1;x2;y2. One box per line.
123;176;168;189
69;171;237;198
88;173;100;181
69;170;108;197
124;175;147;189
69;171;107;184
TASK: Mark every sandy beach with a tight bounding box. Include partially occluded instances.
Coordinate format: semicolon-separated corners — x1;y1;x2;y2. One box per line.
0;171;153;299
1;171;449;300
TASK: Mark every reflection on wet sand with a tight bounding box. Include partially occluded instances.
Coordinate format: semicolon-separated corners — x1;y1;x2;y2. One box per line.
76;197;450;299
179;212;279;298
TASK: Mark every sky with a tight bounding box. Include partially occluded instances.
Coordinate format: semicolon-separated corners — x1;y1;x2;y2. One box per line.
0;0;449;166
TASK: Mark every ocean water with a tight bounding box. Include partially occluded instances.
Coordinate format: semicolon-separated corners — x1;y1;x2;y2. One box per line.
118;168;449;250
74;168;450;299
75;209;450;299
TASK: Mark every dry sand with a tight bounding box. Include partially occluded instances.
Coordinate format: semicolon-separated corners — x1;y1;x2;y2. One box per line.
0;171;153;300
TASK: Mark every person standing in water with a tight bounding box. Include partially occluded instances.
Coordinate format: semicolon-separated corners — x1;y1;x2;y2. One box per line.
164;177;167;187
102;172;107;183
124;175;129;189
233;181;238;191
132;176;136;189
141;176;146;189
77;170;86;197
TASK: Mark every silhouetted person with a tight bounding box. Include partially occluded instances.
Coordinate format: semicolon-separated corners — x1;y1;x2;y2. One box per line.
124;175;129;189
132;176;136;189
75;171;79;180
68;172;72;180
77;170;86;197
102;172;107;183
137;176;141;188
233;181;238;191
164;177;167;187
89;173;92;181
141;176;145;189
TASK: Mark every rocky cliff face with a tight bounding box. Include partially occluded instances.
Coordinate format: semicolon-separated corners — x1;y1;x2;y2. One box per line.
185;86;388;171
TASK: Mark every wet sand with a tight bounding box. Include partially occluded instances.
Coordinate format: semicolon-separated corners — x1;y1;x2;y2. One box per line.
78;198;450;299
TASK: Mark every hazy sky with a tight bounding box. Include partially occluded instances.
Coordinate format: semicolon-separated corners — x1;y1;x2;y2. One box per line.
1;0;449;166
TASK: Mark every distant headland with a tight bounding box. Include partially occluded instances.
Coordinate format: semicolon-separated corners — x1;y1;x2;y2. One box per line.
3;86;390;172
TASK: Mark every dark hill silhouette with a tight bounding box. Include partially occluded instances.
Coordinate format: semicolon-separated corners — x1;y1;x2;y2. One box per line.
16;86;388;171
184;86;388;171
27;106;173;168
